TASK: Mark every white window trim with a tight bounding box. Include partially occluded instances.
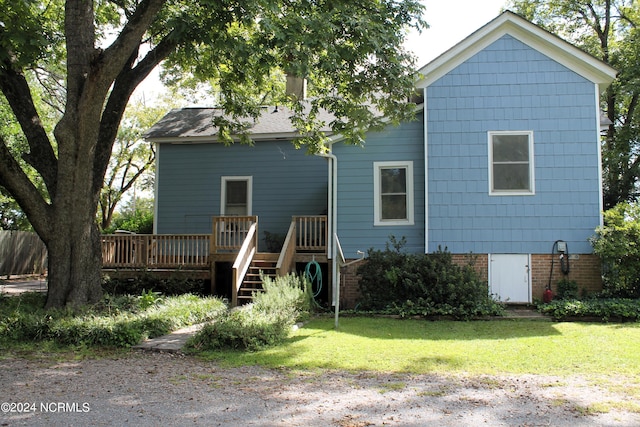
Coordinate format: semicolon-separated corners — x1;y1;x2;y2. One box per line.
488;130;535;196
221;176;253;215
374;161;414;226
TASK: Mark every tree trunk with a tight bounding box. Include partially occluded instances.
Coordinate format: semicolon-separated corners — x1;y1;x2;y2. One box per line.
44;220;103;309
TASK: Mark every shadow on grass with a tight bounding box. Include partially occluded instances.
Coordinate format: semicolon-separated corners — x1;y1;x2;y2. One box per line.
195;316;565;373
321;316;562;340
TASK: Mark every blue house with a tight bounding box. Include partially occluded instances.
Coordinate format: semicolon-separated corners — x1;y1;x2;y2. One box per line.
145;11;616;306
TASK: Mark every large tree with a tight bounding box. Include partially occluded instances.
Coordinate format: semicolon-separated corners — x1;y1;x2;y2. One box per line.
0;0;425;308
98;97;177;231
507;0;640;209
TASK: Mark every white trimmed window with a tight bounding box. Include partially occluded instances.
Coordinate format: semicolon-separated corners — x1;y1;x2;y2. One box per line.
374;161;414;226
488;131;535;195
221;176;252;215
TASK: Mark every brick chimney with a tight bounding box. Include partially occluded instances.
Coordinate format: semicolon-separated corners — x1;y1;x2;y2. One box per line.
286;74;307;100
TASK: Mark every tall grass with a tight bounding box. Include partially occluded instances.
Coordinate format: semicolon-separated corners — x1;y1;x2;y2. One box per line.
0;292;226;348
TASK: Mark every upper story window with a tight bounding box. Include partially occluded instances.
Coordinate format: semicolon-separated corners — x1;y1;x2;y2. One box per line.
374;161;414;226
488;131;535;195
221;176;252;215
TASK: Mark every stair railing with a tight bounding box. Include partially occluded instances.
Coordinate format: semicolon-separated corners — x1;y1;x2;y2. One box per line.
231;222;258;306
276;220;297;277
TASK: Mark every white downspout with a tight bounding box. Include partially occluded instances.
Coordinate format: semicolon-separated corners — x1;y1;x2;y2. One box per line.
316;148;340;328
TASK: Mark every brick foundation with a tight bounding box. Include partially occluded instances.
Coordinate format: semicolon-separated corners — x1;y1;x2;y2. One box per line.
337;262;363;309
529;254;602;300
338;253;603;308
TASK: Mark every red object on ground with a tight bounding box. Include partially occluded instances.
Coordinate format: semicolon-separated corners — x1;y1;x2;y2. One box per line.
543;288;553;303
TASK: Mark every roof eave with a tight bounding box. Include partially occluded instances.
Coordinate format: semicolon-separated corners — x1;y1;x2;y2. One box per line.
146;131;331;144
416;11;617;91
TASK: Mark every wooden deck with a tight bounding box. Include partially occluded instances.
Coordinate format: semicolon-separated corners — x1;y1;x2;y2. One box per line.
101;215;328;304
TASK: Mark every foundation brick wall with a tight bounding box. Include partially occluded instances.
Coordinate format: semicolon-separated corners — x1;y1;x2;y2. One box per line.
529;254;602;299
338;253;603;308
451;254;489;282
338;262;362;309
453;253;603;301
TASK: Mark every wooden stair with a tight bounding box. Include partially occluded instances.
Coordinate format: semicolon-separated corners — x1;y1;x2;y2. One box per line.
236;253;278;304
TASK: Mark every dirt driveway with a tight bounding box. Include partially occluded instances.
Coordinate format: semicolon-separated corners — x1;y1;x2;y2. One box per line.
1;351;638;426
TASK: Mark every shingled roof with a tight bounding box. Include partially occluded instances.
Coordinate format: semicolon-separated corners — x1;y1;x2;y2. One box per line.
144;105;335;143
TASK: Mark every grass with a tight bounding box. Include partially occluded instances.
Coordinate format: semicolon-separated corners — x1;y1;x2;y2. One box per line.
4;292;639;382
197;316;640;377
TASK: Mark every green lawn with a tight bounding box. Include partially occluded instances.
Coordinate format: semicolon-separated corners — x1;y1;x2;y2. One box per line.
199;316;640;377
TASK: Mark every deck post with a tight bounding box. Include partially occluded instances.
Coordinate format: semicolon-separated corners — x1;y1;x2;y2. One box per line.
209;260;216;295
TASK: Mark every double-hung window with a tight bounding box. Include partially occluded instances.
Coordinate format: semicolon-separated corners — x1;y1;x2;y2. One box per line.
488;131;535;195
221;176;252;215
374;161;414;226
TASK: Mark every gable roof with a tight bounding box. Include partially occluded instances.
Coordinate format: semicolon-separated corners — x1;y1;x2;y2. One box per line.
416;10;617;90
144;106;335;143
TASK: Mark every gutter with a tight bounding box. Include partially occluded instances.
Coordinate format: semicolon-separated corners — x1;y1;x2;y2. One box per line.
315;149;338;303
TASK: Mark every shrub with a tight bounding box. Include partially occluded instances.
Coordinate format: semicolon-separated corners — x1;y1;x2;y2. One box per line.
102;274;207;296
254;273;312;322
556;279;579;300
187;273;311;351
538;298;640;322
0;292;226;347
590;202;640;298
357;237;503;319
103;204;154;234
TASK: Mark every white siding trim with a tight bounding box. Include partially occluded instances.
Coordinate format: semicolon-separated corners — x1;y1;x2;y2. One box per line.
595;83;604;227
423;88;429;253
153;143;160;234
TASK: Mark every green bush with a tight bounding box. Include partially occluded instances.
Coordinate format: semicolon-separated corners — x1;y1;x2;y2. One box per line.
556;279;579;300
102;274;207;296
538;298;640;321
357;237;503;319
187;274;311;351
0;292;226;347
103;203;154;234
590;202;640;298
254;273;312;322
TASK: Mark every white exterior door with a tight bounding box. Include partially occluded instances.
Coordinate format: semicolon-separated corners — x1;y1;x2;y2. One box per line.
489;254;531;303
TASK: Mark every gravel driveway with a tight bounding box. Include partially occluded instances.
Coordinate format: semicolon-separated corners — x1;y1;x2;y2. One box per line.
1;351;638;426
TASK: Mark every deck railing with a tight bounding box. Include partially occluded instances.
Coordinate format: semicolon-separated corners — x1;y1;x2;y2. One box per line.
295;215;327;252
101;215;325;272
101;234;210;268
212;216;258;253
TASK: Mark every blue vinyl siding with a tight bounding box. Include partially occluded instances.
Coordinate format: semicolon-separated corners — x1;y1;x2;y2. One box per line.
333;114;425;256
427;35;600;254
156;141;327;250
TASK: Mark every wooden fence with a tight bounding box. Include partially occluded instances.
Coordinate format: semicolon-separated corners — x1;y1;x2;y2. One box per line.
0;230;47;277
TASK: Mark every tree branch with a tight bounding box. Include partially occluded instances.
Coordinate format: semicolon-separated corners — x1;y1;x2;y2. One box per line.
0;65;58;197
0;137;52;239
96;0;167;85
93;35;177;195
623;92;638;129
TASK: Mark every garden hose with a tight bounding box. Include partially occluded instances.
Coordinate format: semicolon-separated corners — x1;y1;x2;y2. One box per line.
304;259;323;298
